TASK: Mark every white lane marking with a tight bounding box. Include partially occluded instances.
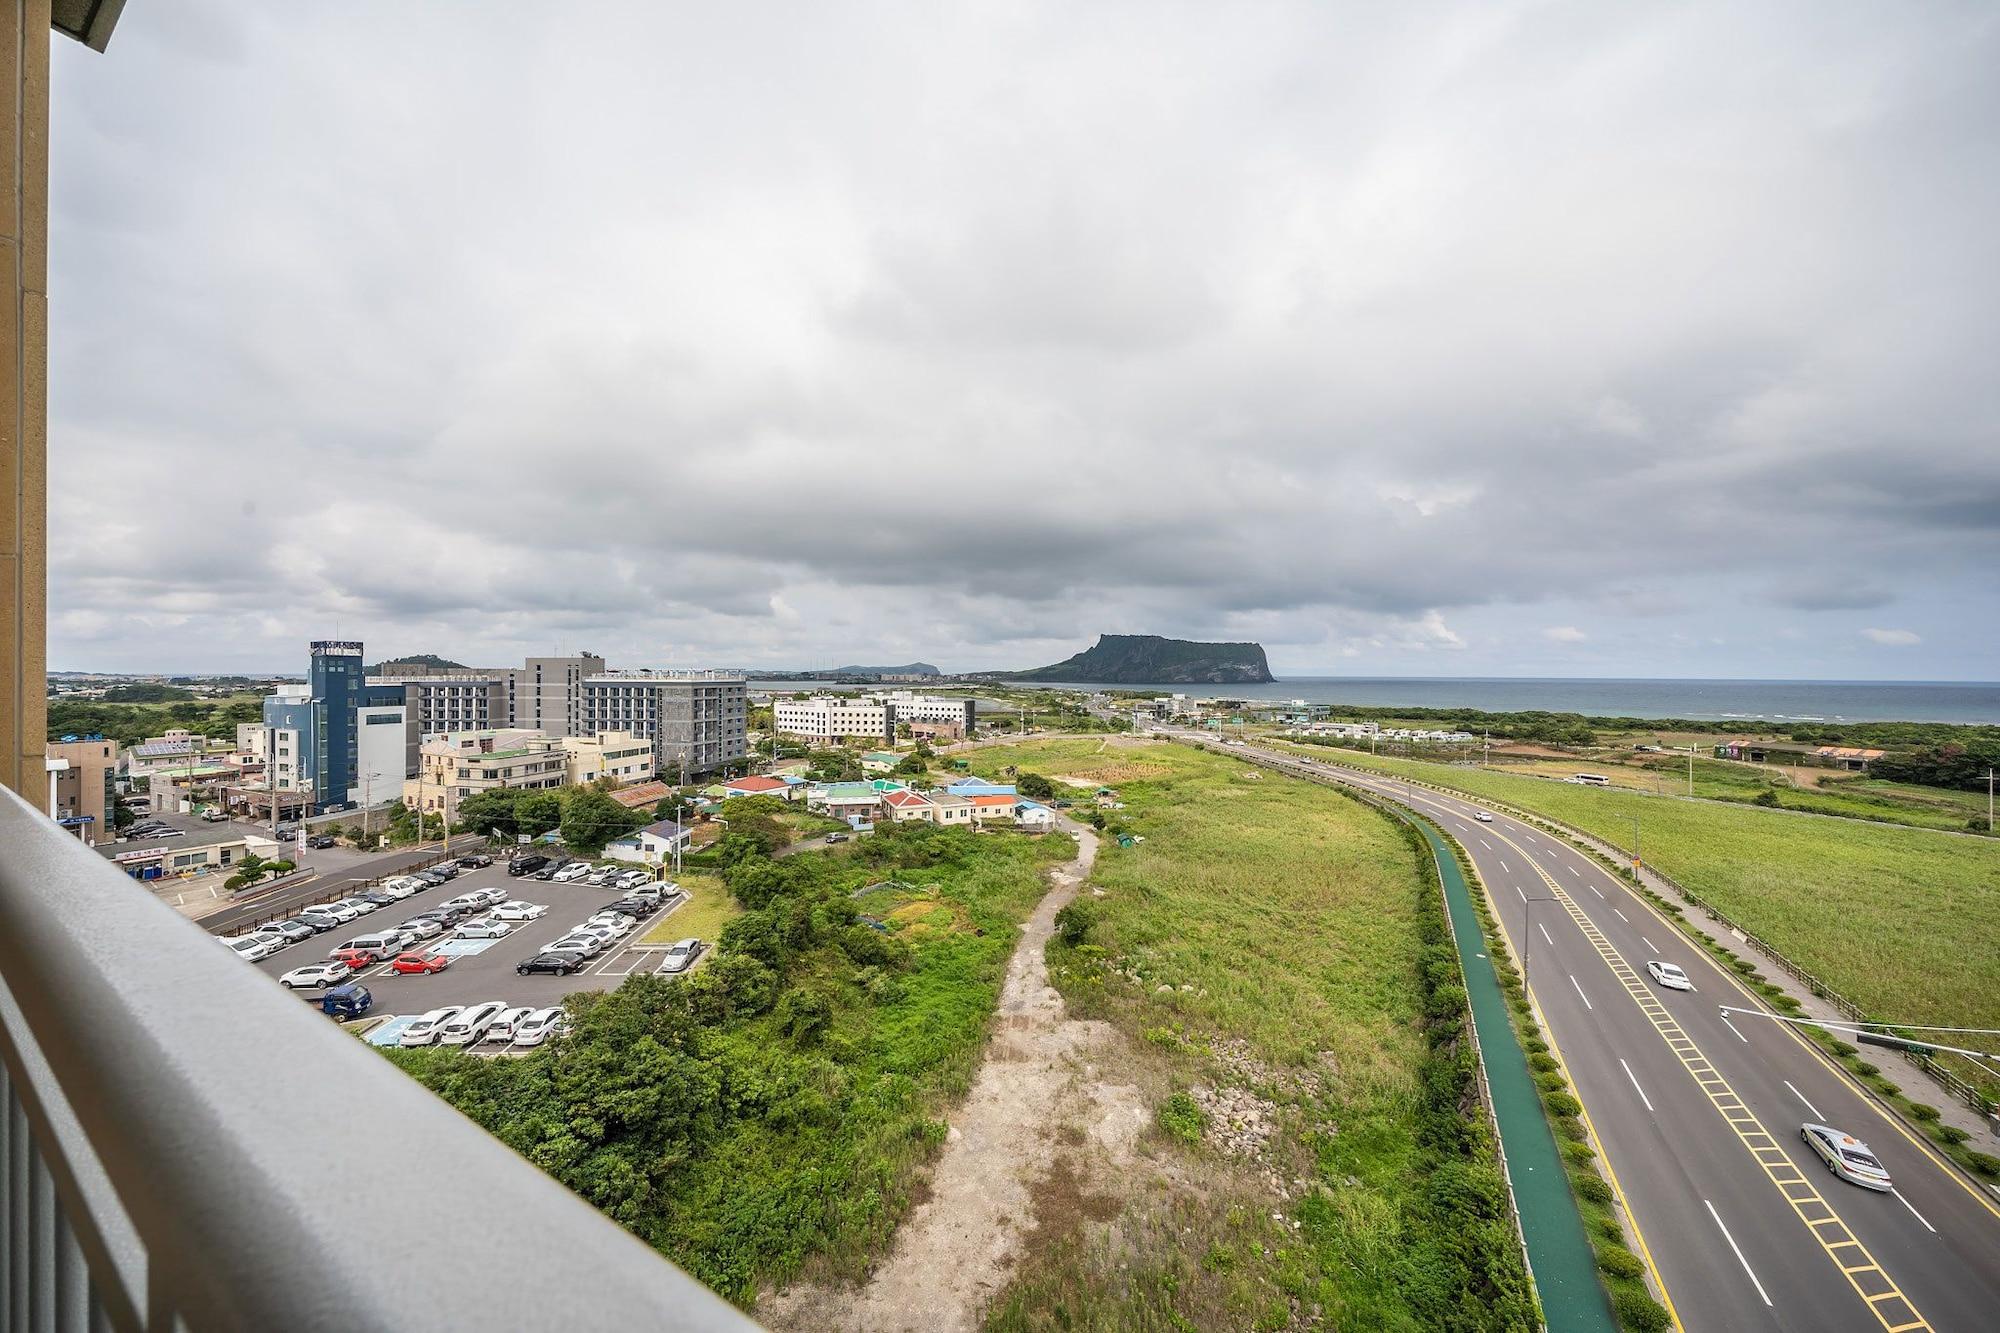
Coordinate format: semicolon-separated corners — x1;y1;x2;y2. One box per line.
1705;1200;1773;1306
1515;883;1527;902
1641;936;1658;952
1889;1188;1936;1233
1539;923;1555;948
1720;1013;1749;1043
1784;1080;1824;1120
1567;865;1579;876
1614;907;1630;923
1478;837;1492;849
1569;974;1593;1010
1588;883;1604;899
1500;858;1511;874
1620;1058;1656;1112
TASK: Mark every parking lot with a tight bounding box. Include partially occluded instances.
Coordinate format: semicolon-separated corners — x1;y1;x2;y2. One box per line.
240;858;702;1029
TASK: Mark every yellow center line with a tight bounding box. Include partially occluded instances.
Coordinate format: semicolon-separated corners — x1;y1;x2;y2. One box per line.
1486;824;1933;1333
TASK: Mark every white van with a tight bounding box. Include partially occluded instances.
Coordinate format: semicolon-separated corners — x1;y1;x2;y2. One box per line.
333;931;406;959
437;1000;509;1046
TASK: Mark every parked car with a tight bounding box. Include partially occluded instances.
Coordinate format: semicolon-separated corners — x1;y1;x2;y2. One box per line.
399;1006;464;1047
456;853;494;869
1646;960;1694;992
297;908;344;932
439;893;485;914
1801;1124;1892;1191
465;885;507;907
825;832;849;844
484;1007;536;1043
390;950;452;975
255;919;314;945
427;861;460;881
492;901;549;922
223;935;277;963
437;1000;509;1046
311;901;362;923
584;914;634;937
553;862;592;883
329;946;382;971
512;1007;569;1047
547;933;607;958
353;891;398;908
201;807;229;822
454;918;513;940
585;866;619;886
377;877;423;899
331;897;378;918
319;982;373;1020
279;961;351;990
517;952;586;977
530;863;563;881
614;871;652;890
658;938;705;974
306;834;337;849
152;828;186;840
414;869;451;888
279;914;334;936
395;916;446;942
508;854;551;877
600;899;653;919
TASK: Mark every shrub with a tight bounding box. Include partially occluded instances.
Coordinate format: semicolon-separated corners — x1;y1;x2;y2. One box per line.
1612;1289;1672;1332
1053;899;1098;948
1157;1092;1208;1147
1560;1140;1596;1165
1938;1125;1971;1145
1596;1246;1644;1280
1829;1040;1858;1057
1528;1052;1559;1072
1544;1091;1583;1118
1966;1152;2000;1178
1908;1102;1941;1122
223;874;245;891
1849;1061;1878;1077
1573;1174;1613;1205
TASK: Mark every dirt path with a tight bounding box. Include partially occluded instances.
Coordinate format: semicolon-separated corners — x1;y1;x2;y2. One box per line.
762;820;1145;1333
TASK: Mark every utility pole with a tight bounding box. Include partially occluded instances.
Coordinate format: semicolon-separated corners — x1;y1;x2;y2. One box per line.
1482;729;1489;768
1988;767;1995;834
1631;811;1641;879
1687;744;1696;797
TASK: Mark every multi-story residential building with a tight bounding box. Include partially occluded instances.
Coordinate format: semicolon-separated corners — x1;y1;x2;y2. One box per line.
263;642;412;813
560;730;656;786
120;728;234;783
773;694;895;745
506;653;607;738
370;672;508;738
579;671;748;779
404;729;571;814
45;735;116;843
881;691;978;734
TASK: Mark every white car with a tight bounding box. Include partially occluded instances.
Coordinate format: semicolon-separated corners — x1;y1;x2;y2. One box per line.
571;922;622;946
483;1006;536;1043
1802;1123;1892;1191
512;1007;569;1048
658;938;705;975
437;1000;510;1046
585;867;619;886
553;862;592;882
491;901;549;922
335;896;381;916
279;961;351;990
399;1006;465;1047
614;871;652;890
547;933;607;958
584;915;634;939
396;917;446;941
455;918;513;940
312;901;363;924
1473;811;1494;823
223;935;277;962
377;877;423;900
466;885;508;906
1646;960;1693;992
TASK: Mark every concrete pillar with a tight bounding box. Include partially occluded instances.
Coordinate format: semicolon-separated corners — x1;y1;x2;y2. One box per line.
0;0;48;804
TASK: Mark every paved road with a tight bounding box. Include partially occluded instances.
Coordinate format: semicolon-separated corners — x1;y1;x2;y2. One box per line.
200;843;472;935
1180;731;2000;1332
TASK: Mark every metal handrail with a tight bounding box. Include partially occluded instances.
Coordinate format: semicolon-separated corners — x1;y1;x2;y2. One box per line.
0;784;757;1331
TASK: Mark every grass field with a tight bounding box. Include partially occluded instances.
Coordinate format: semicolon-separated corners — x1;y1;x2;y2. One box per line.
640;873;741;945
970;738;1534;1331
1277;741;2000;1042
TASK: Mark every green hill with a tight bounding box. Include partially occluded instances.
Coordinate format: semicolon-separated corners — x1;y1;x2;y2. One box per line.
1005;634;1274;685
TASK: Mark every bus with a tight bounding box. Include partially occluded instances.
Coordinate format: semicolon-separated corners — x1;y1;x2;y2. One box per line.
1572;773;1611;787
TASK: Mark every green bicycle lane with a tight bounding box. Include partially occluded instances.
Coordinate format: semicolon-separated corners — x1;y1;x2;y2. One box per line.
1411;815;1615;1332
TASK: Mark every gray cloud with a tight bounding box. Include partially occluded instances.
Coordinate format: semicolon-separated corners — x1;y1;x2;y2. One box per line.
44;1;2000;677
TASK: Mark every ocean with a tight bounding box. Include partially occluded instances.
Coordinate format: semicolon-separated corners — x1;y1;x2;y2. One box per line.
1012;678;2000;726
754;678;2000;725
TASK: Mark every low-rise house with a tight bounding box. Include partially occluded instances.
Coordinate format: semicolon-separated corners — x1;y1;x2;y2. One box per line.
608;780;676;811
925;790;975;826
881;788;936;823
860;751;902;774
967;793;1018;823
810;781;894;819
722;774;801;802
601;818;693;867
560;730;657;786
1015;800;1056;830
1813;745;1885;771
945;778;1015;798
105;833;281;881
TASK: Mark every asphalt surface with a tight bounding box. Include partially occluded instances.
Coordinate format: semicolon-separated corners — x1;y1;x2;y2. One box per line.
239;861;693;1019
199;841;488;935
1185;731;2000;1333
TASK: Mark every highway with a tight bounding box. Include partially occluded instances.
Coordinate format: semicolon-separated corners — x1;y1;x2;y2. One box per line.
1180;731;2000;1332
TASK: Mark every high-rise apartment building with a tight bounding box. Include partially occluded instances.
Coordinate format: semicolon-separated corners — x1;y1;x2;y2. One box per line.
774;695;897;745
505;654;606;737
264;642;411;813
370;653;605;739
578;671;747;779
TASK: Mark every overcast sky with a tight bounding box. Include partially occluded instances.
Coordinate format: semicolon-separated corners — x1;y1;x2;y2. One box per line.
46;2;2000;679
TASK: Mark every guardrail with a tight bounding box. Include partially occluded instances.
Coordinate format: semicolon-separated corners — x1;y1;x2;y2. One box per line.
1231;737;1999;1119
0;784;757;1331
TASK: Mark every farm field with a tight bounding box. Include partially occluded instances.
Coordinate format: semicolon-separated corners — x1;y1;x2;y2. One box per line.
1275;740;2000;1047
968;737;1534;1331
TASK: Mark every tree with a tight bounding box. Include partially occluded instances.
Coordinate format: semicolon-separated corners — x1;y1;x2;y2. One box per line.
1016;771;1056;801
895;753;928;776
457;788;525;837
517;791;565;838
560;787;647;855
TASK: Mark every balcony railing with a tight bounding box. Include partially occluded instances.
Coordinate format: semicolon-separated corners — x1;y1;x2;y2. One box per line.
0;784;756;1331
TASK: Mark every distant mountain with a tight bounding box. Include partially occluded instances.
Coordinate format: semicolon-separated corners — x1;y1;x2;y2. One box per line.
825;662;940;677
1004;634;1274;685
365;653;470;674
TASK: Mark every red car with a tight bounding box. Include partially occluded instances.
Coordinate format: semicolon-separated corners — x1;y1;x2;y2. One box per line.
390;950;451;975
330;947;380;971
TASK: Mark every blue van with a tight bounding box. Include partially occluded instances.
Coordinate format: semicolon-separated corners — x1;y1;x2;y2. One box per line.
320;982;373;1020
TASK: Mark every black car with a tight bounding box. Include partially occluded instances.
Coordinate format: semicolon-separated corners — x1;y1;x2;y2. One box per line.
412;904;471;926
601;899;654;918
516;952;585;976
428;862;460;881
508;854;551;877
354;891;397;907
282;915;334;935
530;864;562;880
413;869;450;887
306;834;337;849
456;853;493;869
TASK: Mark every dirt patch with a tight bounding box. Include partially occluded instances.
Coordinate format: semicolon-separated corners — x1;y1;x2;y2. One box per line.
761;822;1155;1333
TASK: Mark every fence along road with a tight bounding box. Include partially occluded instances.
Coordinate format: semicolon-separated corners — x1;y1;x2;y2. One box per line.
1181;733;2000;1332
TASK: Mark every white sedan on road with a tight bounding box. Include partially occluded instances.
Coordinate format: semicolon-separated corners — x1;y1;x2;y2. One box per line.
1646;960;1693;991
1473;811;1495;823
